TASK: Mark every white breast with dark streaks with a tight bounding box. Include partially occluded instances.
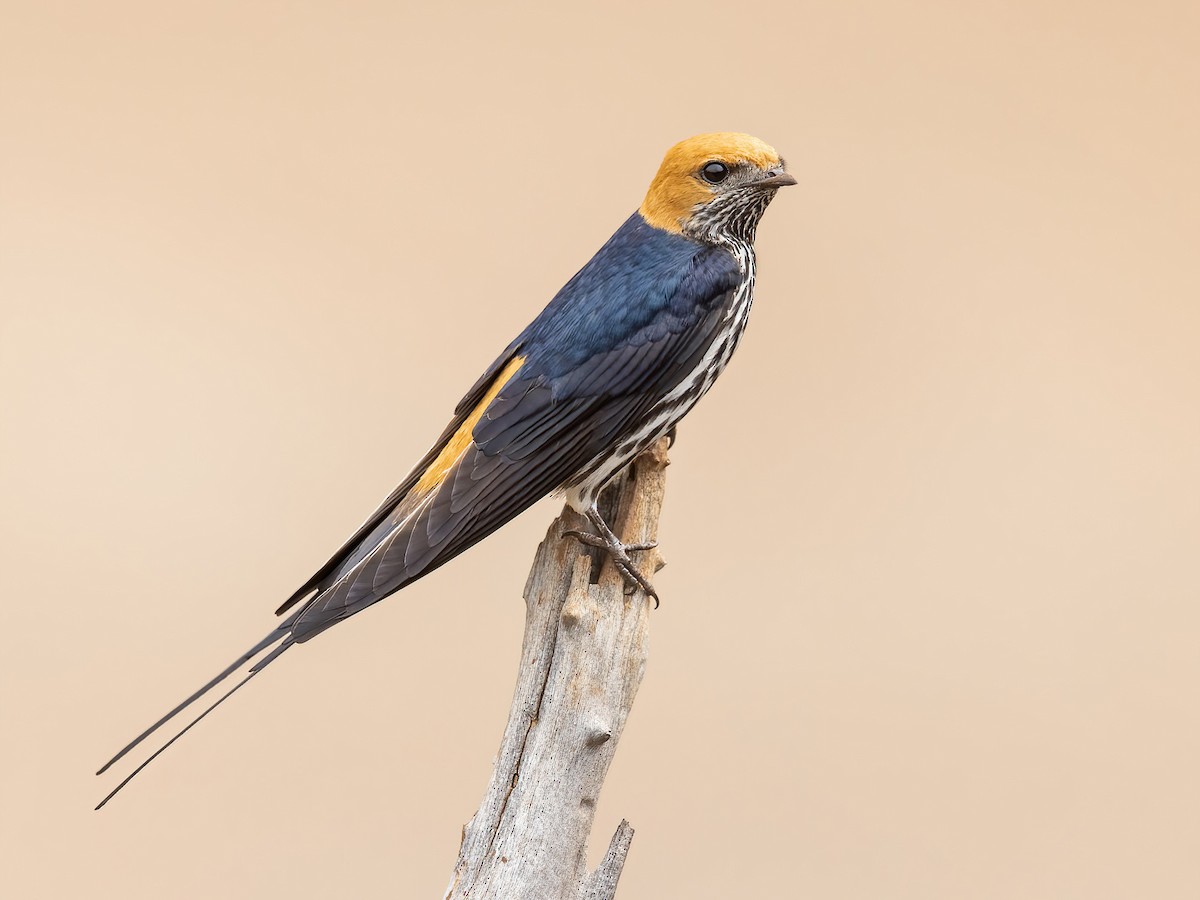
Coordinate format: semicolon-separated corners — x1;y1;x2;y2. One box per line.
565;238;756;511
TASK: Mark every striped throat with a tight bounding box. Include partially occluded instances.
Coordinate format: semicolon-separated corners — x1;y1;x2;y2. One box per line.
638;132;794;244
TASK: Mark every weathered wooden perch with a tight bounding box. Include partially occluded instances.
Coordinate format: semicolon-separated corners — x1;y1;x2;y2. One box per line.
445;437;670;900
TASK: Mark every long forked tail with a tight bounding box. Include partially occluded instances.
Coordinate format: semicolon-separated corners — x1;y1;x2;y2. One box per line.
94;610;304;810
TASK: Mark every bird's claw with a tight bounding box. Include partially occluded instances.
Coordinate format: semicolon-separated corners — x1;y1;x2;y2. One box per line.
563;529;657;555
612;556;660;607
564;528;660;607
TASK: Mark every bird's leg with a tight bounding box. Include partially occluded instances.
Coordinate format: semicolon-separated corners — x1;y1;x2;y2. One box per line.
564;506;660;606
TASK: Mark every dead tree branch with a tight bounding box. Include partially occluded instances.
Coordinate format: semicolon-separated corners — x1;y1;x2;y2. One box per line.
444;438;669;900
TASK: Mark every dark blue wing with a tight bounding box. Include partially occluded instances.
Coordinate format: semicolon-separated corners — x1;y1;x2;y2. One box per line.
287;215;741;640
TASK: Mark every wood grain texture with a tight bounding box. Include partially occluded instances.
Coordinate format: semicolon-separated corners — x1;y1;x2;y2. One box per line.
444;438;670;900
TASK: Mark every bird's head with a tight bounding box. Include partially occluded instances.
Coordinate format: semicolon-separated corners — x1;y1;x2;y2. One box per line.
639;132;795;243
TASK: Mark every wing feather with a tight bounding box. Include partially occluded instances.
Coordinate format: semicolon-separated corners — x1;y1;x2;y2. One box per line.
287;235;743;640
274;342;524;615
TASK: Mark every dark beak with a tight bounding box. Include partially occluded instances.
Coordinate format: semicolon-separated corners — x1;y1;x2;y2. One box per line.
754;167;797;189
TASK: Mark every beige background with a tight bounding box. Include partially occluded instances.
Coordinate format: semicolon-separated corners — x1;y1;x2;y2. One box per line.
2;2;1198;898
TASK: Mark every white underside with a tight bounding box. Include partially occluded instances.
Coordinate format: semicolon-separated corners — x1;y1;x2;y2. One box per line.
564;237;756;513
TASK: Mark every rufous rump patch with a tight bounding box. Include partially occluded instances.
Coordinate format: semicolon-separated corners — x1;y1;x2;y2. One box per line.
414;355;526;494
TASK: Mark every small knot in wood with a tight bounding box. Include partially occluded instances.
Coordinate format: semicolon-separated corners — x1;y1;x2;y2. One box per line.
586;724;613;747
561;599;586;628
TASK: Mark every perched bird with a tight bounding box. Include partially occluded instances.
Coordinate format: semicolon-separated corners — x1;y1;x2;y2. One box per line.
96;132;794;808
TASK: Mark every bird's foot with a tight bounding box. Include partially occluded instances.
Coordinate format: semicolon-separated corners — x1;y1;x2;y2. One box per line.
564;520;660;607
564;530;658;554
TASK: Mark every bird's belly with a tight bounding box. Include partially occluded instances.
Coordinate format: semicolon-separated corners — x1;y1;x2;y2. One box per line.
564;270;755;512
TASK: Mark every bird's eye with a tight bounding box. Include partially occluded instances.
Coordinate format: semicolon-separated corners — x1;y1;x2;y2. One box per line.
701;161;729;184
